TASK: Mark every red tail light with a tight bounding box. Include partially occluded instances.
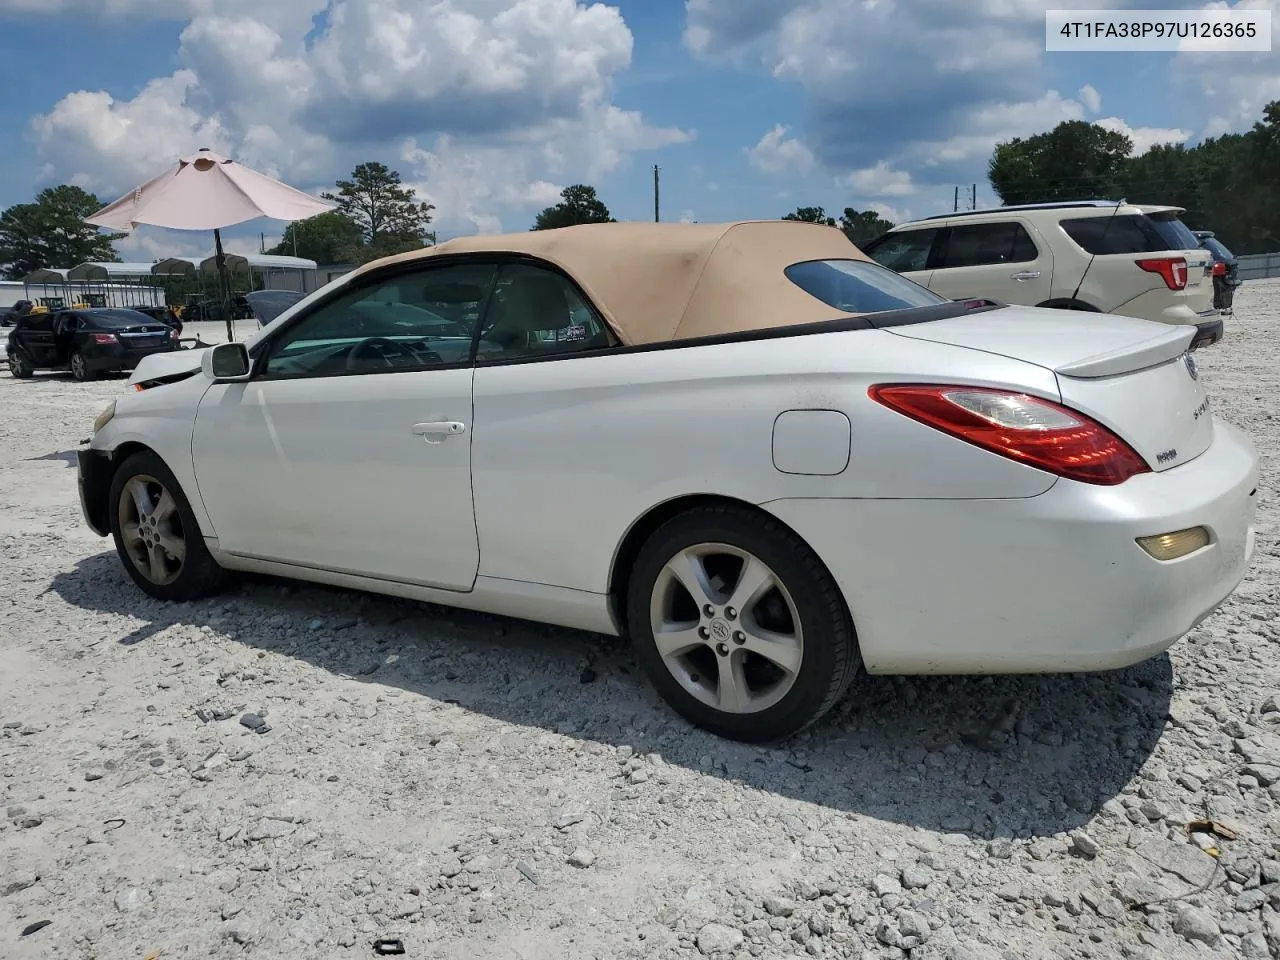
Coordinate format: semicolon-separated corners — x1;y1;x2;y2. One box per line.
869;384;1150;486
90;332;119;344
1211;261;1227;277
1136;256;1188;290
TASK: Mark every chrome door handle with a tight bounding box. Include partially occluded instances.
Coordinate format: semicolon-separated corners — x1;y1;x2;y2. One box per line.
412;421;467;443
1010;271;1042;280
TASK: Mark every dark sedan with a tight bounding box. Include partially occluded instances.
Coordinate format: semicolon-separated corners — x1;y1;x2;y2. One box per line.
1194;230;1241;312
6;307;179;381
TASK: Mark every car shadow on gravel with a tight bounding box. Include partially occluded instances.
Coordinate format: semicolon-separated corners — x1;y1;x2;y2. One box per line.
51;551;1172;841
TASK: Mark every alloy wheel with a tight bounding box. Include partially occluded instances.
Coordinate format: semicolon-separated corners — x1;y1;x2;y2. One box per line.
70;352;87;380
648;542;804;715
117;475;187;585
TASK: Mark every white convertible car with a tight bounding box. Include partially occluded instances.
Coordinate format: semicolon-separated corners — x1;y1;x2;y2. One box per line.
77;220;1258;742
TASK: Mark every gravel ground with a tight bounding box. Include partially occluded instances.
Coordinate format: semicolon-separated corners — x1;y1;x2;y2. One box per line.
2;285;1279;960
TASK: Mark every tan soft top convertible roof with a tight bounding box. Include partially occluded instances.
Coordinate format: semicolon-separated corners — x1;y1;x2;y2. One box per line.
352;220;873;346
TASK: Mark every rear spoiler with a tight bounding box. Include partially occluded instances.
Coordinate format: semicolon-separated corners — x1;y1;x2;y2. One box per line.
1055;325;1194;379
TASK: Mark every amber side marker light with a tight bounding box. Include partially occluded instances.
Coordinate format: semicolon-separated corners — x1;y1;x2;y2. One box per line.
1136;526;1210;561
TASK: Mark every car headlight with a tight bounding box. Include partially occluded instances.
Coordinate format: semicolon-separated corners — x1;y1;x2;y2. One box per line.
92;400;116;433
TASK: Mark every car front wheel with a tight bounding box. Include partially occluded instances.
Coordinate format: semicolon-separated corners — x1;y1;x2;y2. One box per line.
626;504;860;742
109;451;227;601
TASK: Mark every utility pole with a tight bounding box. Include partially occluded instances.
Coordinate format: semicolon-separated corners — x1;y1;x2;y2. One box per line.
653;164;660;222
954;186;959;213
971;184;977;210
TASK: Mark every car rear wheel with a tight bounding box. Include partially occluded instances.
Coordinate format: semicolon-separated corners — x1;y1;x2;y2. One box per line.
69;350;94;382
626;504;860;742
109;451;227;601
8;350;33;378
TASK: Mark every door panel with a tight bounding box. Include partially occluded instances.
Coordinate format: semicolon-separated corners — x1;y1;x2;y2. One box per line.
189;260;498;590
928;220;1054;305
192;370;480;589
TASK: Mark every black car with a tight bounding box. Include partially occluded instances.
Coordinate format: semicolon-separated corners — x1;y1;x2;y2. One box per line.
1193;230;1241;311
6;307;180;381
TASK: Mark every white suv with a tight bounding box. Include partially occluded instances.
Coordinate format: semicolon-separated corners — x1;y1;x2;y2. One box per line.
860;201;1222;347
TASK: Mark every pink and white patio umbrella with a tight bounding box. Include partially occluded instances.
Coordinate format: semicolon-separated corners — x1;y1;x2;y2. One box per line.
85;148;335;341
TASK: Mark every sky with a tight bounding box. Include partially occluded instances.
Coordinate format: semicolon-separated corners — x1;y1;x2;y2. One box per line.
0;0;1275;263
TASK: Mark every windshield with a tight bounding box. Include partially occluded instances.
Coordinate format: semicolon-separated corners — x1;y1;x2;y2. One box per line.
785;258;947;313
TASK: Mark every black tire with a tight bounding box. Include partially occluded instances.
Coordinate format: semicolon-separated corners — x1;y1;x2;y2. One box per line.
108;450;227;602
626;503;860;743
69;350;95;382
8;350;33;378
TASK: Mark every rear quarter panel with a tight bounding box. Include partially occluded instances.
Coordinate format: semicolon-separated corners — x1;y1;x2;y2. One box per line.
470;328;1061;593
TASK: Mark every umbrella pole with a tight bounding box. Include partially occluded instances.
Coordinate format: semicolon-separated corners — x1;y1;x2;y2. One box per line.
214;228;234;343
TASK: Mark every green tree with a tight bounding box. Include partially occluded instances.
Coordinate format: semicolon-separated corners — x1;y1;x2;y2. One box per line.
839;207;895;243
321;162;435;249
532;185;615;230
268;211;366;263
0;185;123;280
988;120;1134;205
782;206;836;226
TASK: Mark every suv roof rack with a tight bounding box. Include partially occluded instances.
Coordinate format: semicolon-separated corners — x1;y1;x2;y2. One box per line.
917;199;1123;222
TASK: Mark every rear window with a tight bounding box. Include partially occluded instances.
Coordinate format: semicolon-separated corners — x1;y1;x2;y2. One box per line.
1145;213;1201;250
785;259;947;313
1200;236;1234;261
1060;213;1200;255
88;309;166;328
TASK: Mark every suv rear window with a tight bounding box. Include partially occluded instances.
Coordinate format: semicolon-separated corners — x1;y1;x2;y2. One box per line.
1060;213;1200;255
1200;236;1234;261
785;259;947;313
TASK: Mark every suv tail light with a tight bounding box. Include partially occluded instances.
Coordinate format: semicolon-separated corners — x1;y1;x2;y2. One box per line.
1136;256;1188;291
869;384;1150;486
90;332;119;344
1211;261;1227;277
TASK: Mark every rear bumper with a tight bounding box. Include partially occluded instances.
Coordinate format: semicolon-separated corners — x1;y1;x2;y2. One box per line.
764;417;1258;675
1192;313;1224;348
77;448;112;537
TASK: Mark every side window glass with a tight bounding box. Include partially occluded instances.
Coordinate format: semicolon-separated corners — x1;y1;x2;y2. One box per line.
940;222;1039;268
477;264;615;361
263;263;494;378
863;229;937;272
1060;216;1155;255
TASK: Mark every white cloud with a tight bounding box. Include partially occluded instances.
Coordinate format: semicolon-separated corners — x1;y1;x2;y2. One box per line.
746;124;815;175
686;0;1258;192
844;161;914;197
1171;0;1280;137
1078;83;1102;114
26;0;692;235
1095;116;1192;155
906;90;1089;169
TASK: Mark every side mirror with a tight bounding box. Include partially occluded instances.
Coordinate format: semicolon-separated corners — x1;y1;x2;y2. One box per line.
201;342;252;381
